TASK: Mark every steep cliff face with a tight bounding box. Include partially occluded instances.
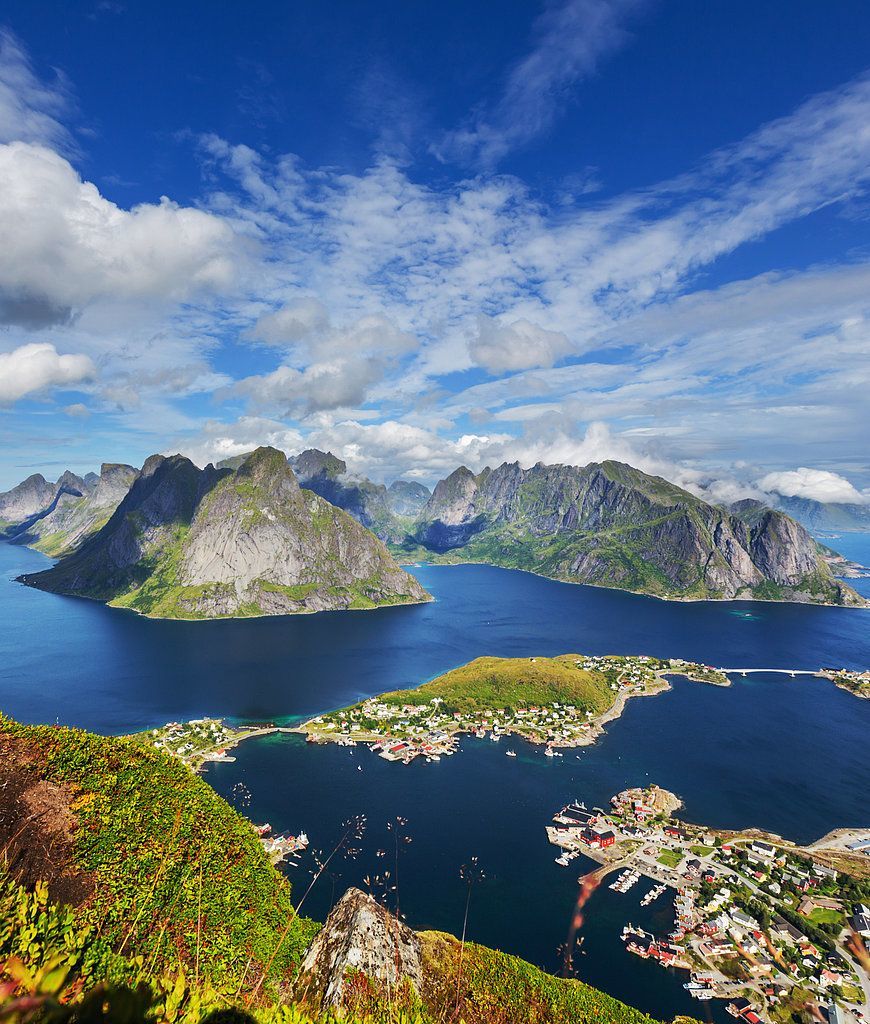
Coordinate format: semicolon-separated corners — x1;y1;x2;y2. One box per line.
290;448;421;542
0;473;58;526
18;447;430;619
412;460;862;606
6;463;139;556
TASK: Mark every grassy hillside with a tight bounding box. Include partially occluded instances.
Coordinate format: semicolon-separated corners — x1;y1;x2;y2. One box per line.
0;715;694;1024
421;932;689;1024
375;655;615;715
0;715;315;996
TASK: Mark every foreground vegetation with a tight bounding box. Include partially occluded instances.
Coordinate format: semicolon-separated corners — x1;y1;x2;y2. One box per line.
0;715;696;1024
0;715;315;996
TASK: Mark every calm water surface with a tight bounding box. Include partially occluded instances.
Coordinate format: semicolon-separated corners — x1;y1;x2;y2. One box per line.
2;536;869;1023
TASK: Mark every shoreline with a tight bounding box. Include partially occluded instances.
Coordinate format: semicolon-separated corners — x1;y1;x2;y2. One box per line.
292;659;736;758
290;657;869;761
402;557;869;609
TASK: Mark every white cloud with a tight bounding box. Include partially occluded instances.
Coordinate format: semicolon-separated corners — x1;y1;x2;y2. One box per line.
229;313;418;415
0;342;94;403
245;297;329;345
173;415;305;469
470;316;573;372
0;142;240;327
63;402;90;418
435;0;646;166
0;29;72;151
757;468;869;505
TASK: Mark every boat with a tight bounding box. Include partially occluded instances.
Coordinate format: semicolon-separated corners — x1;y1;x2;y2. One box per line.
431;754;441;761
490;732;500;741
506;750;517;757
555;855;571;866
544;747;555;757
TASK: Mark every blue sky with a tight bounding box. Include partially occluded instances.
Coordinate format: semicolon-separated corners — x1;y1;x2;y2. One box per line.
1;0;869;505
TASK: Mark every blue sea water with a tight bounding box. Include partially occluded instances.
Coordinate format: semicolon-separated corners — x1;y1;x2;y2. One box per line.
1;536;869;1022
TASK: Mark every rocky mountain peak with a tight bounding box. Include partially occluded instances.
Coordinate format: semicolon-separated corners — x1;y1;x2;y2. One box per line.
236;445;299;491
291;448;347;480
295;888;422;1010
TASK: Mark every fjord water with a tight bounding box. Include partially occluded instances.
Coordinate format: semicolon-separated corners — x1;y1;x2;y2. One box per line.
2;538;870;1023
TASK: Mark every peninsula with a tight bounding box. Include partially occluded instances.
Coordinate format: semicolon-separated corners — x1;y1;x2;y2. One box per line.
296;654;729;760
546;785;870;1021
296;654;868;762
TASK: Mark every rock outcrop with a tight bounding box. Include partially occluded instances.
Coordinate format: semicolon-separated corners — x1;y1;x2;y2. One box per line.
295;887;423;1009
290;448;427;542
411;460;863;606
18;447;430;619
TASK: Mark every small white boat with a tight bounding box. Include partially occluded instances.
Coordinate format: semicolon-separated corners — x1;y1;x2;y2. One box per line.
506;750;517;757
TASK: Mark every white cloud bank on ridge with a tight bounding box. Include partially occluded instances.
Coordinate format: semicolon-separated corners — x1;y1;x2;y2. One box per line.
757;468;870;505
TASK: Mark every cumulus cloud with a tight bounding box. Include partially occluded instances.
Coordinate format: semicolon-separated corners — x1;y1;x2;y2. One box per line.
229;313;418;415
0;142;239;327
0;342;94;403
245;298;329;345
470;315;573;372
435;0;647;166
173;415;305;469
757;468;869;505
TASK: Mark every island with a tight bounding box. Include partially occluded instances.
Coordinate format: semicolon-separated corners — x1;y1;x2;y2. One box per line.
294;654;730;761
294;655;870;764
546;785;870;1023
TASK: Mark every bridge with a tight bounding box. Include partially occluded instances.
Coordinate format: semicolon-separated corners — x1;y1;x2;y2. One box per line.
717;668;819;678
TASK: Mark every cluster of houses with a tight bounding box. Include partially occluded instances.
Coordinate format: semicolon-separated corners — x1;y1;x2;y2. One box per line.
546;789;868;1022
821;668;870;698
148;717;235;766
305;687;609;760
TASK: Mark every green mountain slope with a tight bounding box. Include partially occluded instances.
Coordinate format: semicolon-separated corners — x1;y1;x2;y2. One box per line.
404;460;862;606
18;447;430;619
0;715;694;1024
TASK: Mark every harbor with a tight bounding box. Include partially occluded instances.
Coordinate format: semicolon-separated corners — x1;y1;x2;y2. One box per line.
546;787;870;1022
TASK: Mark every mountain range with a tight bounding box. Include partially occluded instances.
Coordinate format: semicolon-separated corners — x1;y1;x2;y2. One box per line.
15;447;429;619
770;493;870;534
1;447;864;611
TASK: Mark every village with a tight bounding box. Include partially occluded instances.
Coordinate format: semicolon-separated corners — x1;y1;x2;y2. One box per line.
139;716;290;770
546;786;870;1024
138;719;311;863
297;654;730;763
820;668;870;699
